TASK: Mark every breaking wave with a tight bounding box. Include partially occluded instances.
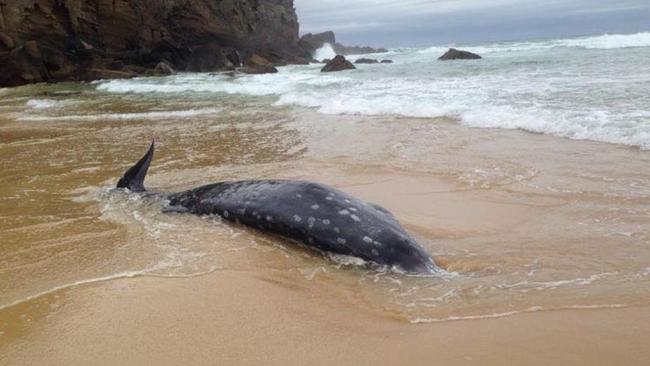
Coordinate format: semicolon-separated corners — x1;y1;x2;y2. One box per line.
90;31;650;149
556;31;650;49
420;31;650;54
313;43;337;62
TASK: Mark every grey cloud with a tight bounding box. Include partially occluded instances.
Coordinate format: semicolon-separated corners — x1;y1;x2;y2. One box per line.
295;0;650;46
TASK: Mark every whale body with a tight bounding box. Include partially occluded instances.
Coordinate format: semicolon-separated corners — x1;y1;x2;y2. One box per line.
117;141;438;274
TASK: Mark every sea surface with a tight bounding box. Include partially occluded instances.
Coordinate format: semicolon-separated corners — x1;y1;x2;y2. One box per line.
1;32;650;330
91;31;650;148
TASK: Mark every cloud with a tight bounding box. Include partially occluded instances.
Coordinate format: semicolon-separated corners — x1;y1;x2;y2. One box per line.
295;0;650;46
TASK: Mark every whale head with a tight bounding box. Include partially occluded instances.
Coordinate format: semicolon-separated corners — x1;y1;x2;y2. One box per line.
372;229;438;274
393;239;438;274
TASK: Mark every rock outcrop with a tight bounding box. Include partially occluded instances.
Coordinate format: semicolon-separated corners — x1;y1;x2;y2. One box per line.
240;54;278;74
335;45;388;55
0;0;310;87
355;58;379;64
152;62;175;76
299;31;336;51
321;55;355;72
438;48;482;61
300;31;387;56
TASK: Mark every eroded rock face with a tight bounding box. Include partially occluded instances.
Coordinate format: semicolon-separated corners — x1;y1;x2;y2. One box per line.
241;54;278;74
321;55;355;72
0;0;309;86
438;48;482;61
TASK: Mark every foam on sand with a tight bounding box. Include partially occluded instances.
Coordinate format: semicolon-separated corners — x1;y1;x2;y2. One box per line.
18;107;221;122
25;99;75;109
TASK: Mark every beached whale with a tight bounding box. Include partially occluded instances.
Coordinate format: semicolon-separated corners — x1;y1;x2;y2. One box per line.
117;141;438;274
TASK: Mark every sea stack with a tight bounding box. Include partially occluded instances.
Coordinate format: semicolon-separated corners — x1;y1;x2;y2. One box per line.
300;31;387;56
321;55;356;72
438;48;482;60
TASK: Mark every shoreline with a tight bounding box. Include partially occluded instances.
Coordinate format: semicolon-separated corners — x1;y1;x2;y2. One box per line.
2;270;649;366
0;261;633;323
1;68;650;364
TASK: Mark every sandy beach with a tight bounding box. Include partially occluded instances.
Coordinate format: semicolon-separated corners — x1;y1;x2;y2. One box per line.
2;271;649;366
2;42;650;364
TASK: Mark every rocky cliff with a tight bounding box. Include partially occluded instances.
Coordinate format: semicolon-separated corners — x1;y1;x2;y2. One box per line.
0;0;311;86
299;31;387;57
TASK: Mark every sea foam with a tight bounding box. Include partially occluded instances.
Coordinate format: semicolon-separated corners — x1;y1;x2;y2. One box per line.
91;32;650;149
26;99;74;109
558;32;650;49
420;32;650;55
313;43;337;62
19;107;221;122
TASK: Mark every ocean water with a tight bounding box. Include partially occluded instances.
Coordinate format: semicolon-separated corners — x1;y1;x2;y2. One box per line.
1;31;650;325
87;31;650;148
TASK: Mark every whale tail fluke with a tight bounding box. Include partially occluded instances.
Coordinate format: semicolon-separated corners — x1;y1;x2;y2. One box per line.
117;140;155;192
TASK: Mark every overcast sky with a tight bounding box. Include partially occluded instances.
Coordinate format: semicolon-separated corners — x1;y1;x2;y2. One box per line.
295;0;650;47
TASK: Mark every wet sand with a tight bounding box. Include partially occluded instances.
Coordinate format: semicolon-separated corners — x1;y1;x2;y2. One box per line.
1;81;650;364
2;164;649;365
2;272;649;366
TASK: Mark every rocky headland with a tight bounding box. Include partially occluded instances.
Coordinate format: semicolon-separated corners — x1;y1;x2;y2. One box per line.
299;31;387;57
0;0;311;87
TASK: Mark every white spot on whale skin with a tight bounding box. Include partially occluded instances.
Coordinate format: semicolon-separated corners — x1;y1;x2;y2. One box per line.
307;217;316;228
371;249;379;256
266;216;273;222
349;207;358;212
339;209;350;216
293;215;302;222
350;214;361;222
311;204;320;210
295;193;303;198
337;238;347;244
223;210;230;218
322;219;331;225
334;227;340;233
363;236;373;243
344;199;351;204
325;196;333;201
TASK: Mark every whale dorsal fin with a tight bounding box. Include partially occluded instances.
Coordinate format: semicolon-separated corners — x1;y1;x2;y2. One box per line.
117;140;155;192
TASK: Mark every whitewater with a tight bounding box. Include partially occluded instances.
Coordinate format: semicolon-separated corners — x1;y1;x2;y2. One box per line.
48;32;650;148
